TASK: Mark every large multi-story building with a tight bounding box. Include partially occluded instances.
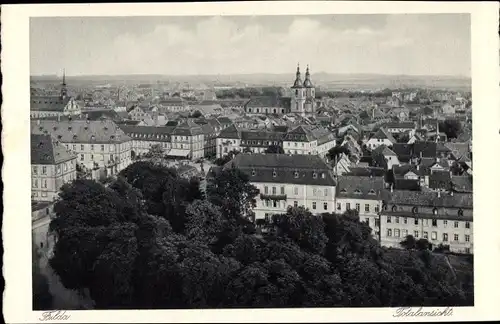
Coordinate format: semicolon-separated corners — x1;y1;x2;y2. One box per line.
222;154;337;221
31;119;132;178
30;71;81;119
31;133;78;202
282;125;336;158
119;120;205;161
335;175;386;238
380;190;473;253
216;124;335;158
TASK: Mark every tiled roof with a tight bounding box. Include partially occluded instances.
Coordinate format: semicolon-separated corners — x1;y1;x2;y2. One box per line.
159;98;187;105
241;131;285;142
172;120;204;136
336;176;385;199
119;125;175;141
346;167;386;177
387;190;472;209
444;142;470;160
394;178;420;191
372;144;397;157
413;141;438;158
451;176;473;193
219;124;241;139
429;171;452;190
31;133;77;165
216;117;233;125
382;122;416;129
225;154;336;186
391;143;412;162
393;164;430;177
31;120;131;144
31;95;71;112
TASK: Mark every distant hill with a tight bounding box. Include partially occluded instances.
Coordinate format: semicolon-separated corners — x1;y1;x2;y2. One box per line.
30;73;471;91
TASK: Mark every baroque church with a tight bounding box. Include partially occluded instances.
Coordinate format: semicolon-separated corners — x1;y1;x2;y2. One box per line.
290;64;316;116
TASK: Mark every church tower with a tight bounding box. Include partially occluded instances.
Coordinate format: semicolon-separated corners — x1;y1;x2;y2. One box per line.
303;65;316;114
290;64;306;115
60;69;68;99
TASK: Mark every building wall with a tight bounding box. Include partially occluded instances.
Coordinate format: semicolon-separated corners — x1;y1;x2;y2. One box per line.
172;134;205;160
31;158;77;202
335;197;382;236
366;138;394;150
32;204;56;256
252;181;336;220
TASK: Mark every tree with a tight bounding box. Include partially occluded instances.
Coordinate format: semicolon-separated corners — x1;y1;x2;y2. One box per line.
400;235;417;250
416;238;431;251
439;119;462;139
264;145;284;154
207;166;259;222
144;144;165;162
33;243;53;310
190;110;203;118
327;145;350;163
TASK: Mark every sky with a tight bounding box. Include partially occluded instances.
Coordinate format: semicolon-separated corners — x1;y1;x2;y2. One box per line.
30;14;471;77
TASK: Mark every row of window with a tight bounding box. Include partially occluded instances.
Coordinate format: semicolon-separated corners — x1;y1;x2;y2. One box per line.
262;201;330;211
389;205;465;217
387;216;471;228
263;186;330;196
386;228;471;242
32;179;48;188
241;140;280;146
62;143;127;152
247;108;286;114
338;202;381;213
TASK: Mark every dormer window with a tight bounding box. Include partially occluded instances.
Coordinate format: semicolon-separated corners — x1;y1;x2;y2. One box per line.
68;126;72;131
340;188;347;193
354;189;362;194
392;205;397;212
368;189;376;194
91;135;96;141
57;135;62;140
251;170;256;176
313;172;317;179
321;173;325;179
412;207;418;214
73;135;77;140
458;209;463;217
294;171;299;178
272;170;277;177
433;208;438;215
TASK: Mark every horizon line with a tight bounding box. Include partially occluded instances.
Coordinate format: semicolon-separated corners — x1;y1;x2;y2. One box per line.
30;72;472;79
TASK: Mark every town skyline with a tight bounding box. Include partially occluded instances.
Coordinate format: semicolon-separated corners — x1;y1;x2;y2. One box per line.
30;14;471;77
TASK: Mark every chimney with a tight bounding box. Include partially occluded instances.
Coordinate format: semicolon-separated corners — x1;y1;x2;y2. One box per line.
437;191;441;198
420;151;423;158
390;183;394;193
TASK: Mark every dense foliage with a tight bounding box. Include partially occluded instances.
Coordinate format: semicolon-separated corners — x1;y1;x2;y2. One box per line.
49;161;473;309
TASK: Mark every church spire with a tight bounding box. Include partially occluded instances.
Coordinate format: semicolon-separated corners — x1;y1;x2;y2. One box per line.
61;68;68;99
303;64;313;88
292;63;303;88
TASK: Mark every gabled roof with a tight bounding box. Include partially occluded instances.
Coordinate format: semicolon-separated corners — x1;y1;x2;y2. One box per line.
218;124;242;139
172;119;204;136
372;144;397;156
31;95;72;112
370;128;397;144
388;190;472;209
225;154;336;186
31;120;131;144
31;133;77;165
336;176;385;200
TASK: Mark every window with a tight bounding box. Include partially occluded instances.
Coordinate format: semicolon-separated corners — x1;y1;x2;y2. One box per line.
272;171;277;177
412;207;418;214
433;208;438;215
251;170;256;176
423;232;428;239
273;201;278;208
33;179;38;188
394;229;400;238
465;222;470;229
454;234;459;241
324;202;328;210
91;144;94;151
414;231;419;238
91;155;94;160
392;205;397;212
365;218;370;225
264;186;269;194
402;229;408;237
454;221;459;228
81;144;84;150
346;203;351;210
458;209;464;217
42;166;47;175
42;179;47;188
387;216;392;223
294;201;298;208
272;187;276;195
431;232;437;240
265;214;270;223
403;217;408;224
443;233;448;242
365;204;370;212
280;186;285;195
465;235;470;242
337;203;341;210
101;144;105;151
375;205;380;213
294;172;299;178
312;172;317;179
313;188;317;196
375;219;380;227
312;202;317;210
356;203;360;211
72;144;76;151
432;219;437;227
414;218;420;225
387;229;392;237
294;187;298;195
324;189;328;196
396;217;400;224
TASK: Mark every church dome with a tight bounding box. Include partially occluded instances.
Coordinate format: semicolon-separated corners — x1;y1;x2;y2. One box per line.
303;65;314;88
291;64;304;88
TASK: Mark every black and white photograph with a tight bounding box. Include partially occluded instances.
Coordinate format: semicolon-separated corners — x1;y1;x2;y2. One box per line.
2;2;500;323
